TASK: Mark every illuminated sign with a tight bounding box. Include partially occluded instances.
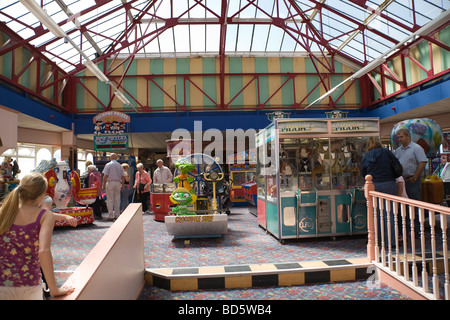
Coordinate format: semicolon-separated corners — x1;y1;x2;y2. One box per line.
94;134;129;151
278;120;328;134
331;120;378;133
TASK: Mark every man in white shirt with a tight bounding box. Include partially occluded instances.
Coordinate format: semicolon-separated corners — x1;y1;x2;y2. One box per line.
394;128;427;201
102;153;124;220
153;159;173;183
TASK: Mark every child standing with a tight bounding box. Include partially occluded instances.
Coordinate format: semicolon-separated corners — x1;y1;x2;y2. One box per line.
0;173;74;299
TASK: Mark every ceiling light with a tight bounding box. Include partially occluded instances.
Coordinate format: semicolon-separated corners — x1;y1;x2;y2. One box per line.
416;9;450;37
352;57;386;79
83;60;109;82
19;0;66;38
114;91;131;105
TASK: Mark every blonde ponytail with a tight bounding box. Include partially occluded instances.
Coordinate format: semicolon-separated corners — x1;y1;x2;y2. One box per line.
0;172;48;234
0;186;21;234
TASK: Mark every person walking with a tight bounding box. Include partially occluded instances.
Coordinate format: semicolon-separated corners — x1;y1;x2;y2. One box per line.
88;164;103;219
393;128;427;201
134;163;151;214
153;159;173;183
80;160;93;188
361;137;402;245
120;163;131;212
102;153;124;221
0;173;74;299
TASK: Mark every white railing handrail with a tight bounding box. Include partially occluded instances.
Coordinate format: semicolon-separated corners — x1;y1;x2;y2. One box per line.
365;175;449;300
369;191;450;217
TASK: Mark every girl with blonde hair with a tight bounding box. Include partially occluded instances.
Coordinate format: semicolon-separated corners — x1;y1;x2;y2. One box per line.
0;172;74;299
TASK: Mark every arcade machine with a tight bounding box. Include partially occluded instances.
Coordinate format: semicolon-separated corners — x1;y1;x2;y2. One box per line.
256;113;379;241
242;176;257;216
164;154;228;238
151;182;176;221
227;150;256;207
42;159;99;226
150;139;196;222
241;149;258;216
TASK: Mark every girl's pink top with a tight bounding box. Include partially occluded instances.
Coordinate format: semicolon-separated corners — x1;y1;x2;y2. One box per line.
0;209;46;287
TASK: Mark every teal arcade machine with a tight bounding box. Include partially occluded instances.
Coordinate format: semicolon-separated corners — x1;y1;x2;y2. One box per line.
256;112;379;242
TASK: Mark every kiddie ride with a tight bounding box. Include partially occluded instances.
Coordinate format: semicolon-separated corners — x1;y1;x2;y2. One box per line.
164;154;228;239
42;159;99;226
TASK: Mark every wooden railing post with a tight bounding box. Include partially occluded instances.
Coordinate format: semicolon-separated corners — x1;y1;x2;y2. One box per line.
365;175;375;262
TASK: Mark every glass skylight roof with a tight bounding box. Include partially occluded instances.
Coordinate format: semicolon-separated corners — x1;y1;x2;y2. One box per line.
1;0;448;73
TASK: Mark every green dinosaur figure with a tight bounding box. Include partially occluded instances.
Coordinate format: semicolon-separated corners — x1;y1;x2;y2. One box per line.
172;158;195;194
170;187;197;215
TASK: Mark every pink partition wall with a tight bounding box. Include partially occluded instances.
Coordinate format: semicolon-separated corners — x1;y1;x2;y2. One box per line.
57;203;145;300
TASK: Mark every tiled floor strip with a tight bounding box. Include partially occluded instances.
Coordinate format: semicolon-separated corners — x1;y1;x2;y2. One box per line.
145;257;373;291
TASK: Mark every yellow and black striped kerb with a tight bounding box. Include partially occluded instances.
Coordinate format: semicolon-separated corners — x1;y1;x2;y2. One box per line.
145;258;372;291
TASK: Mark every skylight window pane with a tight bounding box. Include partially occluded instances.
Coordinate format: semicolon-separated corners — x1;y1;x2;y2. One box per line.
41;1;62;19
327;0;367;22
1;2;24;20
190;25;206;52
225;24;238;52
385;1;415;28
205;25;219;52
173;25;190;53
159;30;175;53
266;26;284;52
187;0;206;19
250;25;270;52
203;0;221;18
280;32;299;52
227;0;242;18
29;32;54;47
255;1;275;18
235;25;254;52
172;0;189;17
68;0;96;15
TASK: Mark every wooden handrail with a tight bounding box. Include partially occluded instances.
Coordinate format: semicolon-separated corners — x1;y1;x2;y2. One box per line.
364;174;450;300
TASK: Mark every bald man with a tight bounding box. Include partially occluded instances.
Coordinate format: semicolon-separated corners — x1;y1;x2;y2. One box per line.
153;159;173;183
394;128;427;201
102;153;125;221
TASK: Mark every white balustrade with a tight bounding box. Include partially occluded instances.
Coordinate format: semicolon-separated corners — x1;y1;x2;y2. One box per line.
365;175;450;300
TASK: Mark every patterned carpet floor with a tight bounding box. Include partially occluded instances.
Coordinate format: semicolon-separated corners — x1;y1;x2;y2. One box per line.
143;208;368;268
51;207;412;300
139;280;409;300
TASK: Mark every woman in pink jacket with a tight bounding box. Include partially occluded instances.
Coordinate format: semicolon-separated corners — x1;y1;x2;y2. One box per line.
134;163;152;214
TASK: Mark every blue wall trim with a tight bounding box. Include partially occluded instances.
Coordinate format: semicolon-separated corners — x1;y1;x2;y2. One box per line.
0;82;73;130
73;109;367;134
364;75;450;119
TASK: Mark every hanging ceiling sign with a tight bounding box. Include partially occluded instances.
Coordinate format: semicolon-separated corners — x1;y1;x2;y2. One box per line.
93;111;130;151
93;111;130;135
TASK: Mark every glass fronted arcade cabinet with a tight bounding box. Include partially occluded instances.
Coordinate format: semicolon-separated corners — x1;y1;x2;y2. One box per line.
256;117;379;241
